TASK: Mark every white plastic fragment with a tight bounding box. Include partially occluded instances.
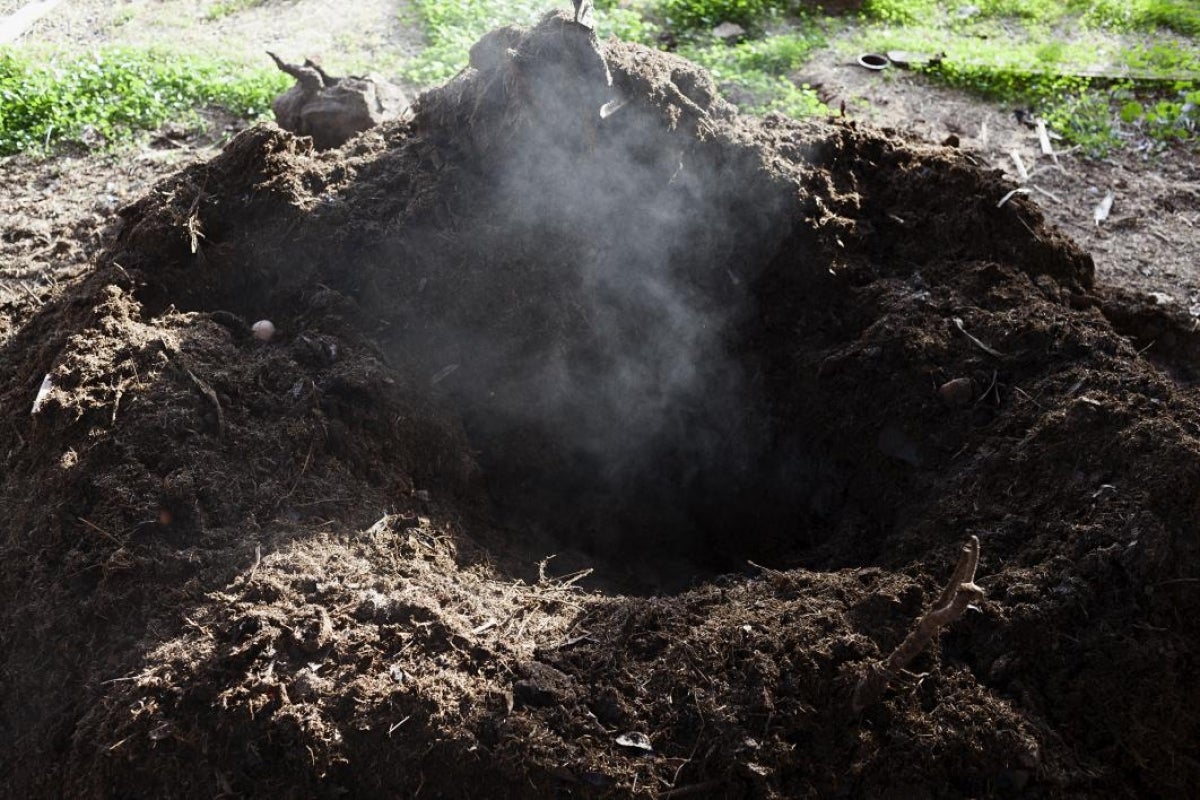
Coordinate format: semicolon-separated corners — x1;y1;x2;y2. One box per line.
600;98;628;119
252;319;276;342
615;732;653;752
1094;191;1115;226
30;373;53;415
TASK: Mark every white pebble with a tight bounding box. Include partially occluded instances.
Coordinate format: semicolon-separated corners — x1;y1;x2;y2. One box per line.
252;320;276;342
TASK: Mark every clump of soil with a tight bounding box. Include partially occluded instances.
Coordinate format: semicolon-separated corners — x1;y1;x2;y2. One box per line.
1;11;1197;799
268;52;410;150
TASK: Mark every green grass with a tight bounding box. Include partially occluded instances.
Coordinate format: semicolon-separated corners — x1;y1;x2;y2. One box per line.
8;0;1184;157
658;0;788;30
399;0;544;85
0;47;289;156
861;0;1200;33
846;1;1199;151
398;0;825;116
205;0;271;22
679;30;827;116
399;0;666;84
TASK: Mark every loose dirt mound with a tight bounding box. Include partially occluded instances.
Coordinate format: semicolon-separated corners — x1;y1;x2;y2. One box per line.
2;11;1197;799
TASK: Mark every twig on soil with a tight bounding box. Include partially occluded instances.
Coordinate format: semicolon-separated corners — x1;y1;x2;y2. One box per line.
184;192;205;254
246;544;263;584
851;536;985;714
747;559;784;578
1035;120;1060;169
471;619;498;635
973;370;999;407
996;187;1029;208
1152;577;1200;587
1012;385;1043;410
185;369;224;439
1030;185;1062;204
78;516;123;548
952;317;1004;358
656;779;723;798
1009;151;1029;181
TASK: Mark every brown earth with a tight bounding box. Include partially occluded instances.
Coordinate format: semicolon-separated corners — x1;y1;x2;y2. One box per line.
801;55;1200;309
2;11;1199;800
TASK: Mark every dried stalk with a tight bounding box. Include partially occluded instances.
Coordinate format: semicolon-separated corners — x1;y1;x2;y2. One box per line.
852;536;985;713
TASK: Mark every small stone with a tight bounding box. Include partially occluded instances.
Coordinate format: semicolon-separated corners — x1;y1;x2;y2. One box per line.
252;319;276;341
938;377;974;407
712;22;745;41
615;731;653;752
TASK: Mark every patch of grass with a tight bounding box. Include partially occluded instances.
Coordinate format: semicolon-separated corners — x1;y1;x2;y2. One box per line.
399;0;826;119
859;0;1200;33
861;0;939;25
847;1;1198;151
681;32;828;116
205;0;271;22
677;26;828;114
1083;0;1200;35
399;0;666;85
1122;42;1200;77
595;0;662;44
658;0;781;30
0;47;289;156
400;0;557;85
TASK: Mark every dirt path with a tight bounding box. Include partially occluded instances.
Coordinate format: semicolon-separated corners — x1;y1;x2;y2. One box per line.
803;53;1200;310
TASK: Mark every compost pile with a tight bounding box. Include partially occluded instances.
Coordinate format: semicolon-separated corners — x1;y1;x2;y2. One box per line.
2;12;1197;799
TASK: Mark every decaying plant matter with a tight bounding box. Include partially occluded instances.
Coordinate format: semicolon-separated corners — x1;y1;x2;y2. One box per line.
267;51;409;149
852;536;985;713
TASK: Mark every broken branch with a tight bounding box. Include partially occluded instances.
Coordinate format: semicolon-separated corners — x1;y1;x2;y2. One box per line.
852;536;985;714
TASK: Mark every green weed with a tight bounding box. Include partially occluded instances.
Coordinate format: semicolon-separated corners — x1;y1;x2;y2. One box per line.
205;0;271;22
858;0;1200;33
680;31;827;116
0;47;288;155
658;0;782;30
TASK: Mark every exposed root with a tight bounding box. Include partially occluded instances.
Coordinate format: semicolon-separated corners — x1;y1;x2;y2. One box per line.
852;536;985;714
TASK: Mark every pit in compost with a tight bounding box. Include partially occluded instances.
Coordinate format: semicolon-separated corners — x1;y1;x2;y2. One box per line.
463;367;845;592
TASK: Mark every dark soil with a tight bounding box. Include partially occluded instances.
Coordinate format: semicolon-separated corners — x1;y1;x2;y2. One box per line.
1;11;1198;799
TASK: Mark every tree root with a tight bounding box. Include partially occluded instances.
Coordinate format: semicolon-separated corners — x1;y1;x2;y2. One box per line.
852;536;985;714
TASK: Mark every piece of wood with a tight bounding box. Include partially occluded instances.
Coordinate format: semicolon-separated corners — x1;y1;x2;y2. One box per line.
1010;151;1029;181
852;537;985;713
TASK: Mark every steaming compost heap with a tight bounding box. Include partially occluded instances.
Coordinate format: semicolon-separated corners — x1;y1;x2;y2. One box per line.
2;11;1198;798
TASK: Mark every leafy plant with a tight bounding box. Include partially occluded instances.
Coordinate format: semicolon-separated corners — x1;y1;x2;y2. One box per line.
680;31;828;117
399;0;552;85
0;47;288;155
659;0;779;30
205;0;272;22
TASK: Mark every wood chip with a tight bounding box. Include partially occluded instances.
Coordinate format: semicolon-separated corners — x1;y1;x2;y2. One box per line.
471;619;498;635
1035;119;1056;160
1010;151;1029;182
